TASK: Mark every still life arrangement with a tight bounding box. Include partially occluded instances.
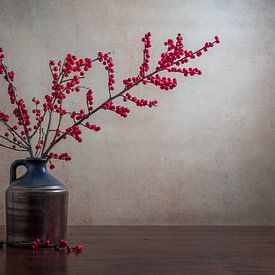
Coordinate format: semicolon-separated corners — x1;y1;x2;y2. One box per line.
0;32;220;250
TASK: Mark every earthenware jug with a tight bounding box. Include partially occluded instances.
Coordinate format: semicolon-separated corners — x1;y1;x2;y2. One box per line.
5;158;68;243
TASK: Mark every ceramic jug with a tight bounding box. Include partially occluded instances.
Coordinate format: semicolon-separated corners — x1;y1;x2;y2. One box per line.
5;158;68;243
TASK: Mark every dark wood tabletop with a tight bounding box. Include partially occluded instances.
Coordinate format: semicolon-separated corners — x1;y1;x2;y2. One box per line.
0;225;274;274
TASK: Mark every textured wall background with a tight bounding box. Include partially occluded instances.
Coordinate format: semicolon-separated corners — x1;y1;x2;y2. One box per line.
0;0;274;225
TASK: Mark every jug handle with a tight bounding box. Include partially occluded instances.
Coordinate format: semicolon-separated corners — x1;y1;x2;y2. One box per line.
10;159;27;184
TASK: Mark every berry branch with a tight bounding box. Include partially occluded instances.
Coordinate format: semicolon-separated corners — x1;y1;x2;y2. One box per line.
0;60;34;156
0;34;220;168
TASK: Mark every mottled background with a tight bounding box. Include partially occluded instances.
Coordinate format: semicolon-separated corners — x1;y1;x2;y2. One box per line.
0;0;274;225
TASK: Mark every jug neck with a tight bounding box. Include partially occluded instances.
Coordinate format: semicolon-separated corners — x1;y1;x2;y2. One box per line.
9;157;65;189
26;158;48;175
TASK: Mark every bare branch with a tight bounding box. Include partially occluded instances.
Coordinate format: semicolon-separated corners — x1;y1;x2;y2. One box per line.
0;134;28;149
0;143;28;151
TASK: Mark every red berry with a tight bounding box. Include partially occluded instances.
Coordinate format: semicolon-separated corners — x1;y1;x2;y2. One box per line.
74;244;83;252
49;164;55;169
214;36;220;43
59;239;68;247
45;240;51;246
35;238;40;244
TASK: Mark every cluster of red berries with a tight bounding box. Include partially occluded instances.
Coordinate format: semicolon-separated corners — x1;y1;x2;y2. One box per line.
30;238;83;253
32;97;40;107
114;105;130;117
29;70;96;168
157;33;185;71
147;74;177;91
64;75;81;95
48;152;72;161
122;76;142;90
167;67;202;76
65;125;82;143
0;111;9;122
43;94;67;116
0;47;4;61
86;89;94;111
104;100;115;110
5;68;27;137
43;95;54;112
103;100;130;118
48;54;93;111
139;32;152;77
0;238;83;253
70;109;87;121
0;33;220;168
98;52;115;91
38;54;96;167
7;84;16;104
124;93;158;108
13;99;31;127
7;71;15;82
62;54;93;78
84;122;101;131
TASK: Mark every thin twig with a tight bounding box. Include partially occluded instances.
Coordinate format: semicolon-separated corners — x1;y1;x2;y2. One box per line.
0;143;27;151
0;134;28;149
61;76;85;83
0;118;29;147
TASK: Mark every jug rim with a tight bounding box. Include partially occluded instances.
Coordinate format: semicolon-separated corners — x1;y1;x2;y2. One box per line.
25;157;48;162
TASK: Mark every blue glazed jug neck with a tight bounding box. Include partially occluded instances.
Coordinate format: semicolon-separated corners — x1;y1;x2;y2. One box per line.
10;158;65;190
26;158;48;176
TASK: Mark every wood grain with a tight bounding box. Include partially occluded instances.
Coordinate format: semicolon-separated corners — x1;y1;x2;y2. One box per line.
0;226;275;274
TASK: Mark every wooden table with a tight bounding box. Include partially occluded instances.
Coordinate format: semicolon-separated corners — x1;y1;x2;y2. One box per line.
0;226;274;274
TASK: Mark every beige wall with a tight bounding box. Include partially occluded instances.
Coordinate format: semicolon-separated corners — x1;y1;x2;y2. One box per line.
0;0;274;225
